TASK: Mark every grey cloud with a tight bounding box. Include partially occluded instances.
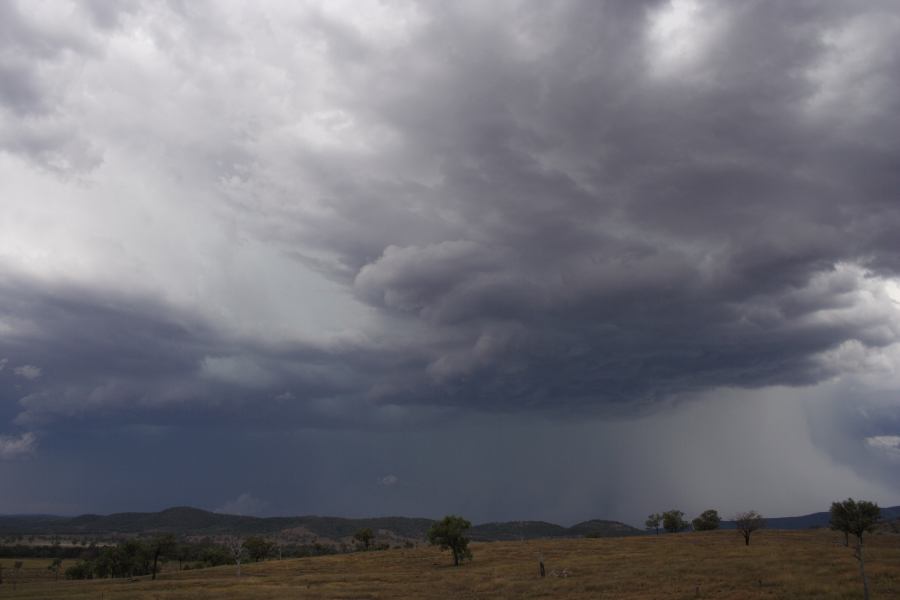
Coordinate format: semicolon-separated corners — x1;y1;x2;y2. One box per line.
0;273;442;431
377;474;399;487
304;1;900;410
0;431;36;460
4;0;899;420
0;2;108;172
13;365;41;380
1;1;900;518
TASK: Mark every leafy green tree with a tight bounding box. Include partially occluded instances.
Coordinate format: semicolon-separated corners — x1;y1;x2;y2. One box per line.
644;513;662;535
354;528;374;550
427;515;473;566
692;509;721;531
830;498;880;547
662;510;688;533
733;510;765;546
200;544;231;567
243;536;275;562
830;498;880;600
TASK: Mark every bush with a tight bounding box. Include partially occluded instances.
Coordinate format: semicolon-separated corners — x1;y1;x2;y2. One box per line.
65;561;94;580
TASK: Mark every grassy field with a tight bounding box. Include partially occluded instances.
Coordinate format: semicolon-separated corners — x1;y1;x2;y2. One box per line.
1;530;898;599
0;558;74;588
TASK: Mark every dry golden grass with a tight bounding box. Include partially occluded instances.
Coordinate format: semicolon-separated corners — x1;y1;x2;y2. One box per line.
1;530;898;599
0;558;75;586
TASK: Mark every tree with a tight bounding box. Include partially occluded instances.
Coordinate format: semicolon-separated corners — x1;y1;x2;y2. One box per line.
48;557;63;581
354;528;374;550
733;511;765;546
244;536;275;562
662;510;688;533
830;498;880;547
150;534;177;580
427;515;473;567
225;537;245;577
830;498;880;600
644;513;662;535
692;509;721;531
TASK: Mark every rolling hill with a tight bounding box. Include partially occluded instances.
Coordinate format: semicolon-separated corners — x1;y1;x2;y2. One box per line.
0;507;640;542
720;505;900;531
3;504;898;542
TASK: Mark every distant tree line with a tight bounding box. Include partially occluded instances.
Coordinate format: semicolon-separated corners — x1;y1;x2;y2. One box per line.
61;535;342;580
646;508;764;543
0;544;89;559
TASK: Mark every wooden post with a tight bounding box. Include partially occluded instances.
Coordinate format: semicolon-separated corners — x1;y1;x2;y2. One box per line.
855;541;870;600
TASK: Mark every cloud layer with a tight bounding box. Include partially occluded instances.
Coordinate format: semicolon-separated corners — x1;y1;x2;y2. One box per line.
1;0;899;520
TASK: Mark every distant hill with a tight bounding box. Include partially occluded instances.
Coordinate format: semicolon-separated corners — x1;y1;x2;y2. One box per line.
0;507;639;542
0;507;434;542
569;519;644;538
720;505;900;531
3;505;898;543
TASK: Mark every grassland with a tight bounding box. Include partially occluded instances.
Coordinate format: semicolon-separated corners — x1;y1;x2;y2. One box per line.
1;529;898;599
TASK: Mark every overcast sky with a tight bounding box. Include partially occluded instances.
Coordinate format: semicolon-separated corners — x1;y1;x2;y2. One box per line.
2;0;900;527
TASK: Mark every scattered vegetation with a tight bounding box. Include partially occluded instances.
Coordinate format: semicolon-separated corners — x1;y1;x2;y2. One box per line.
2;502;898;598
2;529;899;599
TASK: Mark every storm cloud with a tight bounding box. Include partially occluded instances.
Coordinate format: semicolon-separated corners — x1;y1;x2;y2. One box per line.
1;0;900;522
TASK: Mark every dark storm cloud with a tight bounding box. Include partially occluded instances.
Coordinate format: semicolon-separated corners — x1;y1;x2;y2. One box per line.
0;273;453;433
2;0;900;427
237;0;900;412
0;1;108;171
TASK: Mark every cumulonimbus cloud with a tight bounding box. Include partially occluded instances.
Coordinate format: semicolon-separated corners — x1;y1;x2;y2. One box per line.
0;0;899;430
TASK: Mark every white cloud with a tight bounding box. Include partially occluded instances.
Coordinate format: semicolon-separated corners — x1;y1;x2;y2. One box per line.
0;432;37;460
0;358;7;371
378;474;399;486
214;492;268;516
13;364;42;380
645;0;725;79
866;436;900;459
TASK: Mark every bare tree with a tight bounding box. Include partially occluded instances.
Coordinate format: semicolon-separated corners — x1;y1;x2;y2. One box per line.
226;537;245;577
733;511;765;546
150;534;177;580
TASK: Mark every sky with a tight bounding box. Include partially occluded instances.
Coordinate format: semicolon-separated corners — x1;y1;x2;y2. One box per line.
2;0;900;527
